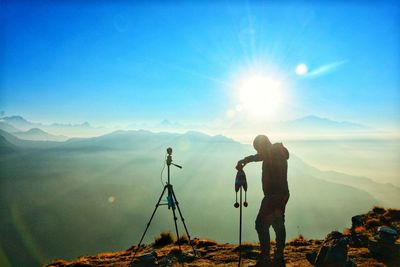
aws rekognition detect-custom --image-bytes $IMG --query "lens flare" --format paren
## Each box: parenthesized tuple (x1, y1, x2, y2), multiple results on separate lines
(295, 64, 308, 76)
(108, 196, 116, 203)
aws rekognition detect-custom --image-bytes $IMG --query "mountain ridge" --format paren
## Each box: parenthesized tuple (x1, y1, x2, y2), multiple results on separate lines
(0, 114, 388, 140)
(14, 128, 68, 142)
(1, 129, 398, 266)
(288, 115, 370, 127)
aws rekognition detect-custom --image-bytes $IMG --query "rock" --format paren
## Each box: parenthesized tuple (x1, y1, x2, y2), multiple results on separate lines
(368, 239, 400, 259)
(377, 226, 398, 244)
(195, 239, 218, 248)
(368, 226, 400, 260)
(349, 233, 369, 248)
(372, 207, 386, 215)
(138, 251, 158, 265)
(351, 215, 365, 229)
(307, 231, 355, 267)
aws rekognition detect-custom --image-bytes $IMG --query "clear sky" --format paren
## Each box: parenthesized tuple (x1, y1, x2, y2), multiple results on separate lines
(1, 0, 399, 130)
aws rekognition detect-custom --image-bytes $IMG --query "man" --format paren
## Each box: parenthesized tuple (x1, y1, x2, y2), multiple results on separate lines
(236, 135, 289, 267)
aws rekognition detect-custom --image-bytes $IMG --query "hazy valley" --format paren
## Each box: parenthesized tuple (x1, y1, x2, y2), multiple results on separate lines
(0, 125, 399, 266)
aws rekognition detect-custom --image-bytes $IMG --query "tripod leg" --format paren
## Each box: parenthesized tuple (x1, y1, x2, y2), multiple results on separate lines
(168, 185, 181, 251)
(134, 185, 168, 256)
(171, 188, 197, 255)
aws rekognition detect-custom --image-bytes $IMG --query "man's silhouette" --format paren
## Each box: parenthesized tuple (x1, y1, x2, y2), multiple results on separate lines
(236, 135, 289, 267)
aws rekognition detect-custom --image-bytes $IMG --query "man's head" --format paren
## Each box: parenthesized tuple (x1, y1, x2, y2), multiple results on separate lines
(253, 135, 271, 157)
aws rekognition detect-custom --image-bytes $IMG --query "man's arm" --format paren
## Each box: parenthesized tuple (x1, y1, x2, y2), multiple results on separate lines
(236, 154, 262, 170)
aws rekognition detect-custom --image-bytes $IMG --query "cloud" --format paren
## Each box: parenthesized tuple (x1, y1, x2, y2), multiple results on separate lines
(306, 60, 348, 78)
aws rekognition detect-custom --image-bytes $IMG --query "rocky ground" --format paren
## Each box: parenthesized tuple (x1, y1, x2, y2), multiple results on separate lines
(45, 207, 400, 267)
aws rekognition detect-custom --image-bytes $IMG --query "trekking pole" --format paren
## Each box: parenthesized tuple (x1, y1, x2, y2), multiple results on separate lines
(238, 186, 243, 266)
(234, 169, 248, 267)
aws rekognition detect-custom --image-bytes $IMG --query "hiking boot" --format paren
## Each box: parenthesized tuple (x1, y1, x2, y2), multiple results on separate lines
(250, 256, 272, 267)
(306, 252, 317, 265)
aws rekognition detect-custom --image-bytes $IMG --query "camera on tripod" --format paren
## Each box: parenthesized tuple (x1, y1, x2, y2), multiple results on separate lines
(135, 147, 195, 256)
(166, 147, 182, 170)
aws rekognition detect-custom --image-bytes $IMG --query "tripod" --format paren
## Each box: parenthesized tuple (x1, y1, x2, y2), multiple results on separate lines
(135, 147, 196, 256)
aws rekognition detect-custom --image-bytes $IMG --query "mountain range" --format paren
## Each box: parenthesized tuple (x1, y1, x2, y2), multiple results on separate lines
(13, 128, 68, 142)
(0, 129, 399, 266)
(0, 114, 387, 142)
(0, 115, 106, 138)
(279, 115, 372, 132)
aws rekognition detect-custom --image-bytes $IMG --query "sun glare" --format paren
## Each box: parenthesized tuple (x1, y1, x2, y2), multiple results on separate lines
(238, 75, 281, 118)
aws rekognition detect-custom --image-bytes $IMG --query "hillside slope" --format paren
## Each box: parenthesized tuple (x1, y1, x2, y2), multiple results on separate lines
(1, 130, 398, 266)
(45, 207, 400, 267)
(13, 128, 68, 141)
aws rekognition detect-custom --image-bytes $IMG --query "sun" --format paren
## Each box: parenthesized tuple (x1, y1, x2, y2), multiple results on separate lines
(238, 74, 281, 118)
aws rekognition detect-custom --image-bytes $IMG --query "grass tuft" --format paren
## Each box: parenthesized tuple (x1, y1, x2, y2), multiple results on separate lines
(288, 235, 310, 246)
(176, 235, 189, 244)
(154, 231, 175, 247)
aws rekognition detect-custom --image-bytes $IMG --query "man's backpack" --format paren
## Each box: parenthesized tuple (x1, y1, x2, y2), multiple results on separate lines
(307, 231, 355, 267)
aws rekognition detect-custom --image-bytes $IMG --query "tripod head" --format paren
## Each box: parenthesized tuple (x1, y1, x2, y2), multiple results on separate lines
(166, 147, 182, 169)
(165, 147, 182, 186)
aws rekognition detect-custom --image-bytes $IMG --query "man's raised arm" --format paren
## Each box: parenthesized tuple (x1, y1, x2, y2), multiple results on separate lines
(236, 154, 262, 170)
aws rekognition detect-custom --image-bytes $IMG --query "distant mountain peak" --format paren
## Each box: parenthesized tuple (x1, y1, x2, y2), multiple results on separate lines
(298, 115, 330, 121)
(285, 115, 371, 130)
(157, 119, 183, 128)
(13, 127, 67, 141)
(51, 121, 91, 127)
(24, 128, 48, 134)
(184, 130, 209, 137)
(295, 115, 350, 124)
(1, 115, 30, 123)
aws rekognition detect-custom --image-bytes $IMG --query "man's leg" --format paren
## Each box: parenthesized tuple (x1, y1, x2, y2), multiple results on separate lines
(271, 214, 286, 259)
(254, 196, 273, 265)
(256, 213, 271, 257)
(271, 195, 289, 266)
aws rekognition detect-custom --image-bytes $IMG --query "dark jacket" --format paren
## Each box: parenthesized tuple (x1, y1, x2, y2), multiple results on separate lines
(244, 143, 289, 196)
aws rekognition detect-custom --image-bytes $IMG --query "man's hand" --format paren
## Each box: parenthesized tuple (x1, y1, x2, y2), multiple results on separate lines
(236, 160, 246, 171)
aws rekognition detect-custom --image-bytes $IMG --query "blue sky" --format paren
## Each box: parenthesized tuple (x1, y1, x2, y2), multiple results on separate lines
(1, 1, 399, 129)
